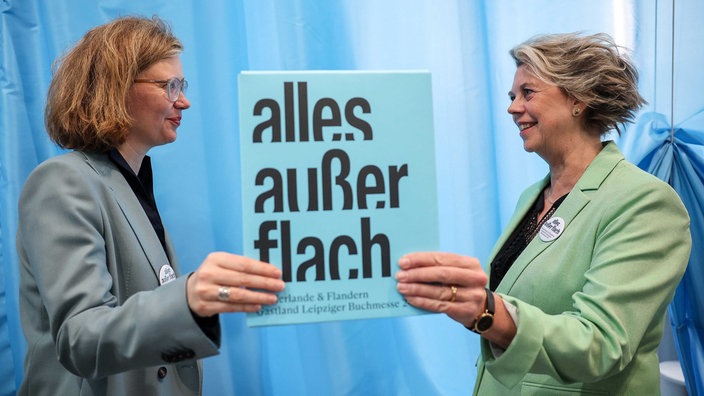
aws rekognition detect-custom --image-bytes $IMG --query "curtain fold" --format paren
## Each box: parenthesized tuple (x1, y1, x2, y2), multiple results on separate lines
(636, 113, 704, 396)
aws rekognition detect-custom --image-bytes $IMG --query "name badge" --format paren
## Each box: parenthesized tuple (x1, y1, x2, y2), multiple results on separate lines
(539, 216, 565, 242)
(159, 265, 177, 285)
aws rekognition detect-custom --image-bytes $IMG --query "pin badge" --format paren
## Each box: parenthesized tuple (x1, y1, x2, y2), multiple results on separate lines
(159, 265, 177, 285)
(539, 216, 565, 242)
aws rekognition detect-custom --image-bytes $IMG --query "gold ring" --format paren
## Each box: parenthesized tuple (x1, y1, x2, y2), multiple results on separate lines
(449, 285, 458, 302)
(217, 286, 231, 302)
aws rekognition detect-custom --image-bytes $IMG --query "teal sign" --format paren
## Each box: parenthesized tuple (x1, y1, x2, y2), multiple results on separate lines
(239, 71, 438, 326)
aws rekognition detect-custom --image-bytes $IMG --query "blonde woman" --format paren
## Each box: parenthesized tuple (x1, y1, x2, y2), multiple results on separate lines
(396, 33, 691, 395)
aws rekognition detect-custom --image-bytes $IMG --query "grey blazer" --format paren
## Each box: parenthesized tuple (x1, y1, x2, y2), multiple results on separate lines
(17, 151, 220, 396)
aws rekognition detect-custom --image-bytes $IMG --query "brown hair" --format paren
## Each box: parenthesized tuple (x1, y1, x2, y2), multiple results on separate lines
(45, 16, 183, 152)
(510, 32, 646, 135)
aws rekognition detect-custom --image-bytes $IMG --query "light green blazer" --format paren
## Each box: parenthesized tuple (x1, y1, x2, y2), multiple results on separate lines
(17, 151, 220, 396)
(474, 142, 691, 395)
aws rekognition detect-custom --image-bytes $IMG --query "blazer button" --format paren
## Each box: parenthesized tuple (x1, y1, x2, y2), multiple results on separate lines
(157, 366, 168, 380)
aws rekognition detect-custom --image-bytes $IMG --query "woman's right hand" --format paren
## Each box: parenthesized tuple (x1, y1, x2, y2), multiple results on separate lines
(395, 252, 489, 327)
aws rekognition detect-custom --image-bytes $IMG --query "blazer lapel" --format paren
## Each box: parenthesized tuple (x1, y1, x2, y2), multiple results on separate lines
(79, 152, 172, 281)
(486, 175, 548, 266)
(494, 142, 625, 294)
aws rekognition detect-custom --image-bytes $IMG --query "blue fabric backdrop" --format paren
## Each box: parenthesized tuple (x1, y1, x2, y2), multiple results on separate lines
(1, 1, 701, 395)
(632, 111, 704, 396)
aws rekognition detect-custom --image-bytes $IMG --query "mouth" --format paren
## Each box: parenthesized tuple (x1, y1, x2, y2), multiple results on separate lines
(518, 122, 536, 131)
(518, 122, 536, 136)
(167, 117, 182, 126)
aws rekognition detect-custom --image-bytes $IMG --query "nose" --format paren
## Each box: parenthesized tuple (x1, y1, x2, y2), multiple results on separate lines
(507, 97, 522, 116)
(174, 91, 190, 110)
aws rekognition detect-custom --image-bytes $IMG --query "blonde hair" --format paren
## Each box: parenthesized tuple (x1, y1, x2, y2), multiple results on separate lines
(510, 32, 646, 135)
(45, 16, 183, 152)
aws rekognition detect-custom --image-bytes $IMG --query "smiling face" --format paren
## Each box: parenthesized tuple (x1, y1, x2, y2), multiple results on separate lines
(125, 56, 190, 156)
(507, 64, 580, 159)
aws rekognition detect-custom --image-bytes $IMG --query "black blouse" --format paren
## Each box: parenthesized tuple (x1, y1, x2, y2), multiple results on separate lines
(489, 189, 567, 291)
(108, 149, 168, 255)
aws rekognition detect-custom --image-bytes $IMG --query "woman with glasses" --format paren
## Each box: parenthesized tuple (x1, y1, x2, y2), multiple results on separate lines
(16, 16, 285, 396)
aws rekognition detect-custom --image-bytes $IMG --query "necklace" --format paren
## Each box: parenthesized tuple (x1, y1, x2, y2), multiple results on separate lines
(544, 186, 568, 206)
(544, 188, 557, 205)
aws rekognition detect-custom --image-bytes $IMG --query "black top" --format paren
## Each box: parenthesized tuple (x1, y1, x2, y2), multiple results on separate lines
(109, 149, 168, 255)
(489, 189, 567, 291)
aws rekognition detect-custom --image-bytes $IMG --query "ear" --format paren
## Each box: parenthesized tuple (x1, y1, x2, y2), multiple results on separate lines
(571, 99, 585, 117)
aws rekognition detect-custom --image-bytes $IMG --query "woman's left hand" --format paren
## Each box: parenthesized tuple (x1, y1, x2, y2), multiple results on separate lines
(395, 252, 489, 328)
(186, 252, 285, 317)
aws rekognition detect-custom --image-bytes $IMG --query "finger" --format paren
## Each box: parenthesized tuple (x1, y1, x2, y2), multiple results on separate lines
(209, 252, 283, 278)
(218, 272, 286, 293)
(398, 252, 479, 270)
(397, 281, 456, 301)
(196, 253, 286, 291)
(404, 295, 446, 312)
(196, 302, 266, 317)
(215, 285, 279, 305)
(396, 265, 487, 288)
(221, 303, 265, 314)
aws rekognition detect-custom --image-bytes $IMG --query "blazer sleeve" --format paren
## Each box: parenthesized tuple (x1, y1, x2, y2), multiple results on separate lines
(17, 156, 220, 379)
(482, 173, 691, 388)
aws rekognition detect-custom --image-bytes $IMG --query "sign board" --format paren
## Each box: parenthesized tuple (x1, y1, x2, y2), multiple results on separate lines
(238, 71, 438, 326)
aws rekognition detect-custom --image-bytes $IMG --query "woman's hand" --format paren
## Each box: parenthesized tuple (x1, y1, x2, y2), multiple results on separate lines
(395, 252, 489, 328)
(186, 252, 285, 317)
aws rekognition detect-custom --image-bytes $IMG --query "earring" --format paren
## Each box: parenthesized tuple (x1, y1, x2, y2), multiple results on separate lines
(573, 107, 581, 116)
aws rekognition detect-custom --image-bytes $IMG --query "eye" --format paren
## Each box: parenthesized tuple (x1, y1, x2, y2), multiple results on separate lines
(508, 93, 516, 102)
(167, 78, 180, 92)
(522, 88, 535, 98)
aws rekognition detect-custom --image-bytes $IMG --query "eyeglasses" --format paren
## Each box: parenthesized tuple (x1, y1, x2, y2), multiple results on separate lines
(133, 77, 188, 102)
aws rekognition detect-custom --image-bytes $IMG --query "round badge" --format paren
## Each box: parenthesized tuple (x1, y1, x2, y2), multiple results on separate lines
(159, 265, 177, 285)
(539, 216, 565, 242)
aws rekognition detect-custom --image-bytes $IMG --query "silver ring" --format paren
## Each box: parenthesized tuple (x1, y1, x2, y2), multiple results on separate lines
(217, 286, 231, 302)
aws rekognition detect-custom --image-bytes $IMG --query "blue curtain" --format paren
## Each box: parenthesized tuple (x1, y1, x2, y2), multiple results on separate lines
(1, 1, 701, 395)
(620, 1, 704, 393)
(636, 116, 704, 396)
